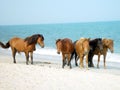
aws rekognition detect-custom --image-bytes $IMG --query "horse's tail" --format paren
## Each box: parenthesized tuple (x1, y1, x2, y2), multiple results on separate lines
(70, 50, 76, 60)
(0, 41, 10, 49)
(70, 40, 78, 60)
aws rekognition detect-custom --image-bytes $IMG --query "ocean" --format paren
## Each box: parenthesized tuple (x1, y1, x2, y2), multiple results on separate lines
(0, 21, 120, 64)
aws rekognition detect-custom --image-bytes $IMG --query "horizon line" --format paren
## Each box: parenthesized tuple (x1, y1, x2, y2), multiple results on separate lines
(0, 20, 120, 26)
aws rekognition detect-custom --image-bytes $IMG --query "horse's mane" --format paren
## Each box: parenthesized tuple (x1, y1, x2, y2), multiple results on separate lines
(56, 39, 61, 44)
(102, 38, 113, 46)
(79, 38, 89, 44)
(90, 38, 102, 46)
(24, 34, 44, 45)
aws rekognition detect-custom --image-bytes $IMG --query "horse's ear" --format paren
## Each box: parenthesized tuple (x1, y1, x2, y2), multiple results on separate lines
(103, 38, 109, 46)
(56, 39, 61, 42)
(56, 39, 61, 44)
(88, 38, 90, 41)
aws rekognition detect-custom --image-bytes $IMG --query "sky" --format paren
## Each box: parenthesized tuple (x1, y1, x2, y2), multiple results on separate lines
(0, 0, 120, 25)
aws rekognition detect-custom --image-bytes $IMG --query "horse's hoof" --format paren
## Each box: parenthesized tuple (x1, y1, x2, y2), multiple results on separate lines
(91, 64, 94, 67)
(97, 66, 99, 69)
(88, 64, 93, 67)
(80, 66, 84, 69)
(104, 67, 106, 69)
(75, 64, 78, 66)
(70, 66, 72, 69)
(86, 68, 89, 70)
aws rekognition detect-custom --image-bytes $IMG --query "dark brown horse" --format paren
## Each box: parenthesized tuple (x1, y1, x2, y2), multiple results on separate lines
(0, 34, 44, 64)
(90, 38, 114, 68)
(56, 38, 74, 68)
(88, 38, 103, 67)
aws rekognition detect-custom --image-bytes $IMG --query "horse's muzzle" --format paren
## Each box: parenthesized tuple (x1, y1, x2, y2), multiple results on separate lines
(57, 52, 60, 54)
(41, 45, 44, 48)
(41, 46, 44, 48)
(111, 50, 114, 53)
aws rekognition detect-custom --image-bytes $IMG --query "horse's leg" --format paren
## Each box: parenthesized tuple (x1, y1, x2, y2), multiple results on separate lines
(30, 52, 33, 64)
(62, 53, 65, 68)
(86, 54, 89, 69)
(97, 54, 101, 68)
(25, 52, 29, 65)
(81, 55, 84, 68)
(88, 53, 91, 67)
(88, 54, 94, 67)
(67, 54, 72, 69)
(11, 48, 17, 63)
(91, 54, 94, 67)
(80, 54, 83, 68)
(75, 52, 78, 66)
(103, 53, 107, 69)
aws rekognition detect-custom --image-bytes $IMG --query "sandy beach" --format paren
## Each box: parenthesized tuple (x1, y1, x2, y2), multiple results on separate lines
(0, 51, 120, 90)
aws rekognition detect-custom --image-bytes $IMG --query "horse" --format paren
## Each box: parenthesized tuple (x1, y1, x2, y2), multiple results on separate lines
(0, 34, 44, 64)
(56, 38, 74, 68)
(75, 38, 90, 69)
(91, 38, 114, 68)
(88, 38, 103, 67)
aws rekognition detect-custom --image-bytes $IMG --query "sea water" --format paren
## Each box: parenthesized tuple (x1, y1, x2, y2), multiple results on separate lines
(0, 21, 120, 64)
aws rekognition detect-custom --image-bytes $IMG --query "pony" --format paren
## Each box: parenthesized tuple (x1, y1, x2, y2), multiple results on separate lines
(0, 34, 44, 64)
(75, 38, 90, 69)
(56, 38, 74, 68)
(90, 38, 114, 68)
(88, 38, 103, 67)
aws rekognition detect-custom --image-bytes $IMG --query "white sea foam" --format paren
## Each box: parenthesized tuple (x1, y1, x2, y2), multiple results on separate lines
(0, 47, 120, 65)
(34, 47, 59, 56)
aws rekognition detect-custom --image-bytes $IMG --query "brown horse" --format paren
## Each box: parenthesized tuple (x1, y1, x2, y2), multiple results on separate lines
(56, 38, 74, 68)
(0, 34, 44, 64)
(91, 38, 114, 68)
(75, 38, 90, 69)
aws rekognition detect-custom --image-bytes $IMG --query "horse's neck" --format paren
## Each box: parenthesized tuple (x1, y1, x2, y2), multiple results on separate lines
(103, 45, 108, 52)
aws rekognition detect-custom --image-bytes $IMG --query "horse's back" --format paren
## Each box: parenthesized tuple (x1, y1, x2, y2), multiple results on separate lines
(10, 37, 24, 45)
(9, 37, 26, 51)
(75, 38, 90, 55)
(75, 38, 85, 51)
(61, 38, 74, 53)
(75, 38, 84, 55)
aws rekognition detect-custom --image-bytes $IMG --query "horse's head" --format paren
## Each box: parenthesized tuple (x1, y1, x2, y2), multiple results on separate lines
(103, 39, 114, 53)
(37, 34, 44, 48)
(56, 39, 62, 54)
(97, 38, 103, 52)
(24, 34, 44, 48)
(81, 38, 90, 55)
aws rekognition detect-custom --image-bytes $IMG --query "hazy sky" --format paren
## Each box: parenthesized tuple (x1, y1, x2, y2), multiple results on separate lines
(0, 0, 120, 25)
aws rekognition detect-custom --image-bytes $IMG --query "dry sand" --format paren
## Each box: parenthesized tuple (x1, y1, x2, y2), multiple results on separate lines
(0, 52, 120, 90)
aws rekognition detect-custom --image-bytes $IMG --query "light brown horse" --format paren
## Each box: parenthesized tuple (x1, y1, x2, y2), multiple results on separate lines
(56, 38, 74, 68)
(0, 34, 44, 64)
(93, 38, 114, 68)
(75, 38, 90, 69)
